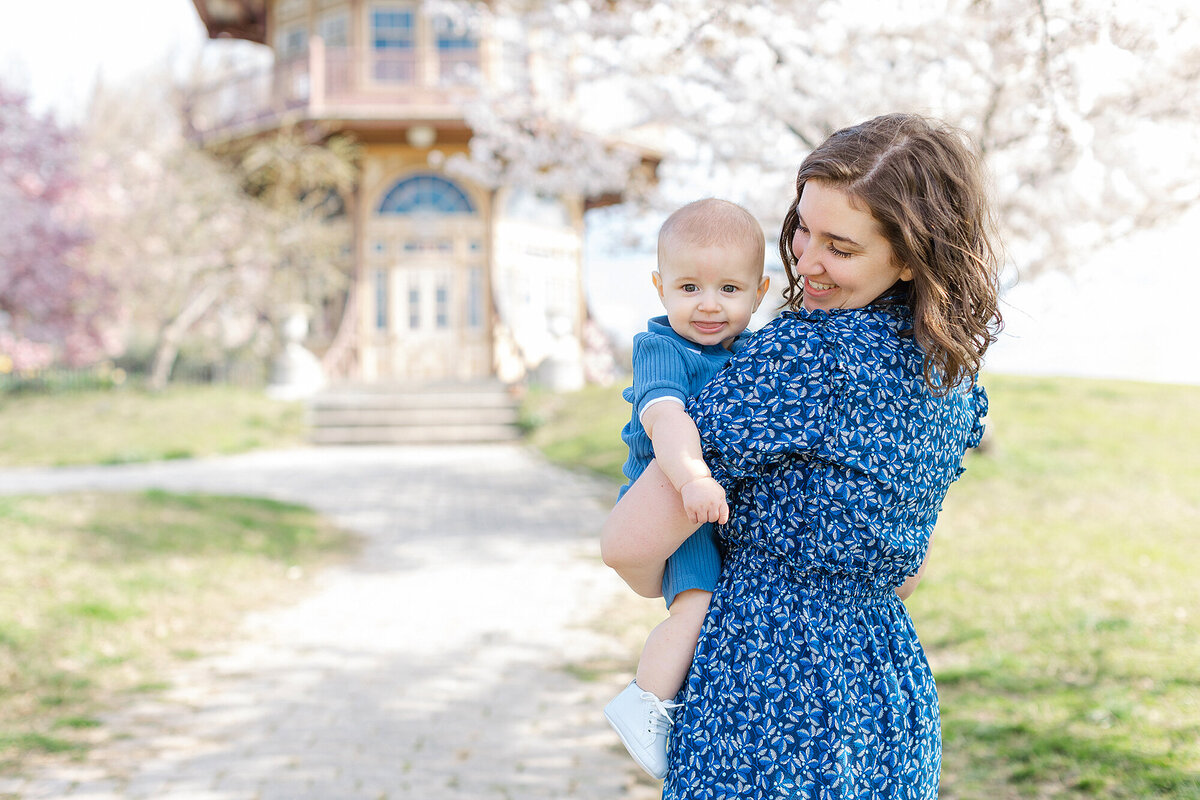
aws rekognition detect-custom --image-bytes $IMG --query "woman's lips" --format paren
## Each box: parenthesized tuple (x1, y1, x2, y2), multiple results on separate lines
(805, 277, 838, 295)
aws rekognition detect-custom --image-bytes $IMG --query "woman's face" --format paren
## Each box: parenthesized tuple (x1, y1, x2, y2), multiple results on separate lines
(790, 180, 913, 311)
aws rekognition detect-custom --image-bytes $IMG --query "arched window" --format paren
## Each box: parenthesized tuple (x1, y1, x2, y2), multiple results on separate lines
(377, 174, 476, 215)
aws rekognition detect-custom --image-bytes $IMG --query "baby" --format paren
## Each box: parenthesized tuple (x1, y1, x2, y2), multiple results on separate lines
(604, 198, 769, 779)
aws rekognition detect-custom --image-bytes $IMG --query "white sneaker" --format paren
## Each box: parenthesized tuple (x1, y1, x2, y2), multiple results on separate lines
(603, 681, 681, 780)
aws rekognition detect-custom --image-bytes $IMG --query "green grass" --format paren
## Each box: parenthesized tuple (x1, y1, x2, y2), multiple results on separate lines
(0, 490, 358, 773)
(521, 384, 633, 482)
(0, 385, 306, 468)
(522, 373, 1200, 798)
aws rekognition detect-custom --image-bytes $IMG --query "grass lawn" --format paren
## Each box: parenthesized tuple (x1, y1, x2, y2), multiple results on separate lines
(0, 385, 351, 775)
(0, 490, 358, 773)
(522, 373, 1200, 798)
(0, 385, 306, 468)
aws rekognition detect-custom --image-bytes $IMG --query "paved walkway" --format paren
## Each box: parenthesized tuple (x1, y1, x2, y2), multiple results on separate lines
(0, 446, 660, 800)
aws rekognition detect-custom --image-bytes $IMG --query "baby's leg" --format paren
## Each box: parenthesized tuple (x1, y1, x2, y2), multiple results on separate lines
(634, 588, 712, 700)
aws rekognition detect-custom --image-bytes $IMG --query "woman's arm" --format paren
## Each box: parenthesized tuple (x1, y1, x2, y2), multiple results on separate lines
(895, 534, 933, 600)
(600, 459, 703, 598)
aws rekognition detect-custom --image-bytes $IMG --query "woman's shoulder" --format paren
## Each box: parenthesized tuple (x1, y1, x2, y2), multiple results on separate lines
(738, 304, 913, 362)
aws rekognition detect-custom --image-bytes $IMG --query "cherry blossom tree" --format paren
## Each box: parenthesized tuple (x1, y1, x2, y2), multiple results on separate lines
(441, 0, 1200, 277)
(80, 80, 356, 389)
(79, 80, 277, 389)
(0, 82, 118, 373)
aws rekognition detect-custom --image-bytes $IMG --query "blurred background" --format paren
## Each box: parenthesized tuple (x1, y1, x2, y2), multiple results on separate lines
(3, 0, 1198, 392)
(1, 2, 1198, 798)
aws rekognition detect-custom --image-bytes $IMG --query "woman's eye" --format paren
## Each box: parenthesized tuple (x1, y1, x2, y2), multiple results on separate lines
(828, 244, 853, 259)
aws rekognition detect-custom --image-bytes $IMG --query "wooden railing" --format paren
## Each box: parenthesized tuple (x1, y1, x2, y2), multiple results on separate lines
(184, 38, 484, 140)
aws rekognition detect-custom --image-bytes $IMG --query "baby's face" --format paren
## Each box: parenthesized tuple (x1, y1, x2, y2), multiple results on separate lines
(653, 243, 770, 348)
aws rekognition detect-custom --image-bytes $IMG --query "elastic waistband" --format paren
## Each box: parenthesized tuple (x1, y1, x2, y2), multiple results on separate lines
(727, 545, 897, 606)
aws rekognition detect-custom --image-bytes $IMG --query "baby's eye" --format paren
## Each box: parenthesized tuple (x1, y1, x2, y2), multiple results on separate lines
(827, 243, 853, 259)
(721, 285, 739, 294)
(682, 283, 699, 292)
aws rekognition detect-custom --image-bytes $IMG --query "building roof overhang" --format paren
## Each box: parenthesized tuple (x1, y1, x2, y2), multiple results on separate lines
(191, 0, 268, 44)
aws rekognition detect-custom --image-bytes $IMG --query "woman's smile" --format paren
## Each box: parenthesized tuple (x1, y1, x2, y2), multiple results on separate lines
(804, 277, 838, 292)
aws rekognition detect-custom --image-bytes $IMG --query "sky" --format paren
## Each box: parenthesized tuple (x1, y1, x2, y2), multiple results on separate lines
(3, 1, 1197, 386)
(0, 0, 209, 121)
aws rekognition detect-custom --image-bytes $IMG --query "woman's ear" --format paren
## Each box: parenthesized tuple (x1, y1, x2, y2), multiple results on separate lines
(898, 265, 914, 282)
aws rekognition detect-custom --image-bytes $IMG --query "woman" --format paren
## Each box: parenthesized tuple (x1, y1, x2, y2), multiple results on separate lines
(601, 113, 1003, 799)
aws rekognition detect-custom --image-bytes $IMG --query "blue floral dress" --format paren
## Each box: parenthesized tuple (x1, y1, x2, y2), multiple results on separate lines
(669, 305, 987, 799)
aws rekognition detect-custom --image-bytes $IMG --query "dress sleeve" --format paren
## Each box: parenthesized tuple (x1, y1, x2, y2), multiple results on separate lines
(688, 319, 834, 484)
(629, 333, 691, 418)
(966, 382, 989, 449)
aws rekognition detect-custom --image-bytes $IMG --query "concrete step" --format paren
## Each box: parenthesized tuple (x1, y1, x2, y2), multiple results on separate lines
(310, 424, 523, 445)
(307, 380, 523, 445)
(311, 407, 519, 427)
(313, 392, 516, 409)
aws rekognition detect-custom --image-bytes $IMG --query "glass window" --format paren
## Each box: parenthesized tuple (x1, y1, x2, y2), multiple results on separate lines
(435, 276, 450, 329)
(373, 9, 415, 48)
(276, 25, 309, 59)
(318, 12, 349, 47)
(377, 174, 476, 215)
(402, 238, 454, 253)
(433, 14, 480, 85)
(407, 278, 421, 330)
(374, 269, 388, 330)
(467, 267, 484, 329)
(433, 14, 476, 50)
(372, 7, 416, 81)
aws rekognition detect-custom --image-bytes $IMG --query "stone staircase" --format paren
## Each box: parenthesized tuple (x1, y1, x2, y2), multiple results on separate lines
(307, 380, 523, 445)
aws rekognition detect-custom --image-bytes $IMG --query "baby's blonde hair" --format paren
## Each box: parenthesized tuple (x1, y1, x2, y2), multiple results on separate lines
(658, 198, 766, 272)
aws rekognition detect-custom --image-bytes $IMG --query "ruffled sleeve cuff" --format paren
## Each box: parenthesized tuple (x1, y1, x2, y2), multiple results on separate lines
(688, 314, 834, 484)
(966, 382, 989, 449)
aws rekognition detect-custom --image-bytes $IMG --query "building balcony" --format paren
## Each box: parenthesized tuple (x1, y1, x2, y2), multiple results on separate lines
(184, 39, 485, 143)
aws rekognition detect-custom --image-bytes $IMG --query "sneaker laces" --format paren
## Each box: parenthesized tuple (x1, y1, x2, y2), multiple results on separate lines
(641, 691, 682, 737)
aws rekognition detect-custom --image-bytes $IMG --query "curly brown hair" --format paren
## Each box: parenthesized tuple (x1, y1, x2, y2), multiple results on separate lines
(779, 114, 1004, 393)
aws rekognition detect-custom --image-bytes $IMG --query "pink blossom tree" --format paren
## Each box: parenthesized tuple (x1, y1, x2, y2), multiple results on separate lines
(0, 82, 118, 373)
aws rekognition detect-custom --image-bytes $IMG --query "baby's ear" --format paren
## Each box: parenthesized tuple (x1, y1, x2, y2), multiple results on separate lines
(652, 271, 665, 297)
(755, 274, 771, 307)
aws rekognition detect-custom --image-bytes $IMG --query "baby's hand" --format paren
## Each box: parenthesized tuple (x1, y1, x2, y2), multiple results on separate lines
(680, 476, 729, 525)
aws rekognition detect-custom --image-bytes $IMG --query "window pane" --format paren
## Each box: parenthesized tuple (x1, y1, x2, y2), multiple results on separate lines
(408, 278, 421, 330)
(467, 267, 484, 329)
(377, 174, 475, 215)
(434, 14, 480, 85)
(318, 13, 349, 47)
(374, 269, 389, 330)
(435, 277, 450, 329)
(373, 8, 415, 81)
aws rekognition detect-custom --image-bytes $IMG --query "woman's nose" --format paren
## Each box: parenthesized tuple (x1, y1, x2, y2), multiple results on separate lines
(793, 242, 820, 274)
